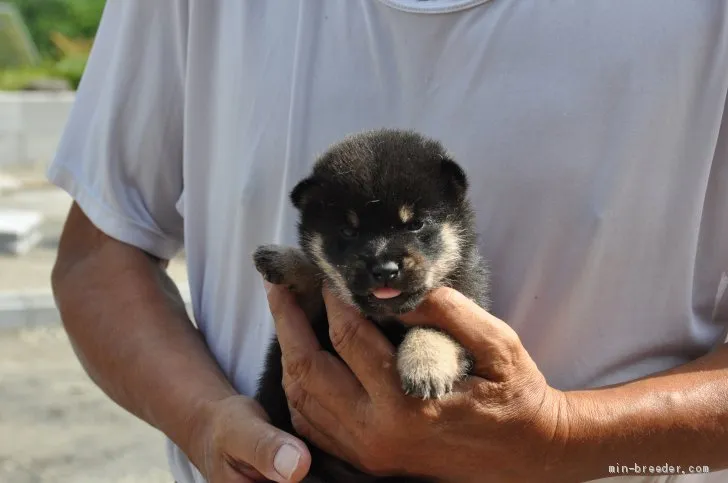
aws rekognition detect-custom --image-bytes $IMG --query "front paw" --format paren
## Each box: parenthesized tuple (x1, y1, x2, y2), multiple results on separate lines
(396, 328, 468, 400)
(253, 245, 289, 285)
(399, 364, 458, 400)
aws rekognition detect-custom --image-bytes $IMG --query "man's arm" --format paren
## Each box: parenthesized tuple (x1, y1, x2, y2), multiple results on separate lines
(559, 344, 728, 480)
(51, 203, 311, 483)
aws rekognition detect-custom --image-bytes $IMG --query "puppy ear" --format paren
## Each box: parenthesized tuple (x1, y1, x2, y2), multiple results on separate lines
(440, 157, 468, 201)
(290, 177, 323, 210)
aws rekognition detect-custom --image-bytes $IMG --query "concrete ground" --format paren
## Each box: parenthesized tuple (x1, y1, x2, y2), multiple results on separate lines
(0, 168, 187, 482)
(0, 179, 188, 293)
(0, 326, 172, 483)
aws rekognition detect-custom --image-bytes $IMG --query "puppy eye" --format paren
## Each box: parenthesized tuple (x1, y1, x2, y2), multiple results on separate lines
(405, 220, 424, 232)
(340, 226, 358, 239)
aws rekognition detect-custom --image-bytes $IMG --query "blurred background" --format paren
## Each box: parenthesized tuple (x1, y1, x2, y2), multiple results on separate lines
(1, 2, 187, 481)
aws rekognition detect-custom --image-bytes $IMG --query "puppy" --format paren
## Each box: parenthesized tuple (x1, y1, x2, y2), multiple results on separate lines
(253, 129, 490, 483)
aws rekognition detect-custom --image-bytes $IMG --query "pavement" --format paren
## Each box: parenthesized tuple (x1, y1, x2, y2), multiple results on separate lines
(0, 167, 188, 482)
(0, 166, 190, 328)
(0, 325, 172, 483)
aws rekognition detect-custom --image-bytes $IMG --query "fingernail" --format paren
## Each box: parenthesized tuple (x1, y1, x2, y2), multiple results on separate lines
(273, 444, 300, 480)
(263, 280, 273, 294)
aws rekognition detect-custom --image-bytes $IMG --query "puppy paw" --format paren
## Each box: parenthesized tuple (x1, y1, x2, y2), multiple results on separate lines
(253, 245, 291, 285)
(397, 327, 468, 400)
(253, 244, 322, 296)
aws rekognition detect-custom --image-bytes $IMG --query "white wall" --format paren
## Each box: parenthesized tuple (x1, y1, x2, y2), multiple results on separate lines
(0, 92, 75, 168)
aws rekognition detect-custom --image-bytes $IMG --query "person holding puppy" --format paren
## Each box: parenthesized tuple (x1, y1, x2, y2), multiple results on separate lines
(49, 1, 728, 482)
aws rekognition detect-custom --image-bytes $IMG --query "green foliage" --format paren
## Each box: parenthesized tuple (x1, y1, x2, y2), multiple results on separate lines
(0, 16, 26, 66)
(0, 63, 53, 90)
(0, 0, 103, 90)
(53, 53, 86, 88)
(0, 56, 87, 91)
(5, 0, 105, 59)
(0, 4, 40, 67)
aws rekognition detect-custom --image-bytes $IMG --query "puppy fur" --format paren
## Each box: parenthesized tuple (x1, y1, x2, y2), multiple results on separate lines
(253, 129, 490, 483)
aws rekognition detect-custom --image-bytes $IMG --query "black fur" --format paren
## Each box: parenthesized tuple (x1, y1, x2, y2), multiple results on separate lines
(253, 129, 490, 482)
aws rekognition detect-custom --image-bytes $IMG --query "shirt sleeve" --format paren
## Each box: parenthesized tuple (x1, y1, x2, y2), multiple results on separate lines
(47, 0, 188, 260)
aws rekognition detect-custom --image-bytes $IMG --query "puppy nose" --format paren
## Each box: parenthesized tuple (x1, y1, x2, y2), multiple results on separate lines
(371, 261, 400, 281)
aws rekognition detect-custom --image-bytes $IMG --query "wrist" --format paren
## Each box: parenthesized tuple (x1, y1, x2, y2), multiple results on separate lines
(544, 388, 630, 483)
(535, 387, 581, 483)
(181, 388, 240, 471)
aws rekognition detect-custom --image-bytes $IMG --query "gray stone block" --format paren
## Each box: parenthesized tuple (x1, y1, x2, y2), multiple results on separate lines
(0, 209, 43, 255)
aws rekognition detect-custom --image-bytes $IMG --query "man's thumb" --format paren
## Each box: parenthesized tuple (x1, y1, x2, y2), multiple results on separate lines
(232, 418, 312, 482)
(398, 287, 523, 381)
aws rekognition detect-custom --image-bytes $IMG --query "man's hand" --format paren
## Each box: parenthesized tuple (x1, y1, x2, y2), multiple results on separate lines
(265, 283, 568, 482)
(266, 279, 728, 482)
(187, 395, 311, 483)
(53, 204, 312, 483)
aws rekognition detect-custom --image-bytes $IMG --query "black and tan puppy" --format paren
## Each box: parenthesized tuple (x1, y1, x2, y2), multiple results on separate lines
(253, 129, 490, 483)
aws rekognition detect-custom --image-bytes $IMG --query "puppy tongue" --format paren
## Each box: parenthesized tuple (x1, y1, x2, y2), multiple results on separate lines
(372, 287, 402, 299)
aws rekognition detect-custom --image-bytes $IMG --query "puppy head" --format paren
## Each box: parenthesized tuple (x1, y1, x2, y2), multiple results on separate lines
(292, 129, 475, 317)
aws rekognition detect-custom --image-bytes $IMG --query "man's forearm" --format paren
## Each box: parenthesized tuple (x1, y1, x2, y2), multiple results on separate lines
(51, 204, 237, 462)
(555, 344, 728, 481)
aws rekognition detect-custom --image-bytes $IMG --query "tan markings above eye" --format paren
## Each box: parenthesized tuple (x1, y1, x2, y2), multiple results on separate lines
(399, 205, 414, 223)
(403, 256, 416, 269)
(346, 210, 359, 228)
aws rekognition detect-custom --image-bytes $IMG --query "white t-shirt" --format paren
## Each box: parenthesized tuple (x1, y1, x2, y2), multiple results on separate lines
(48, 1, 728, 482)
